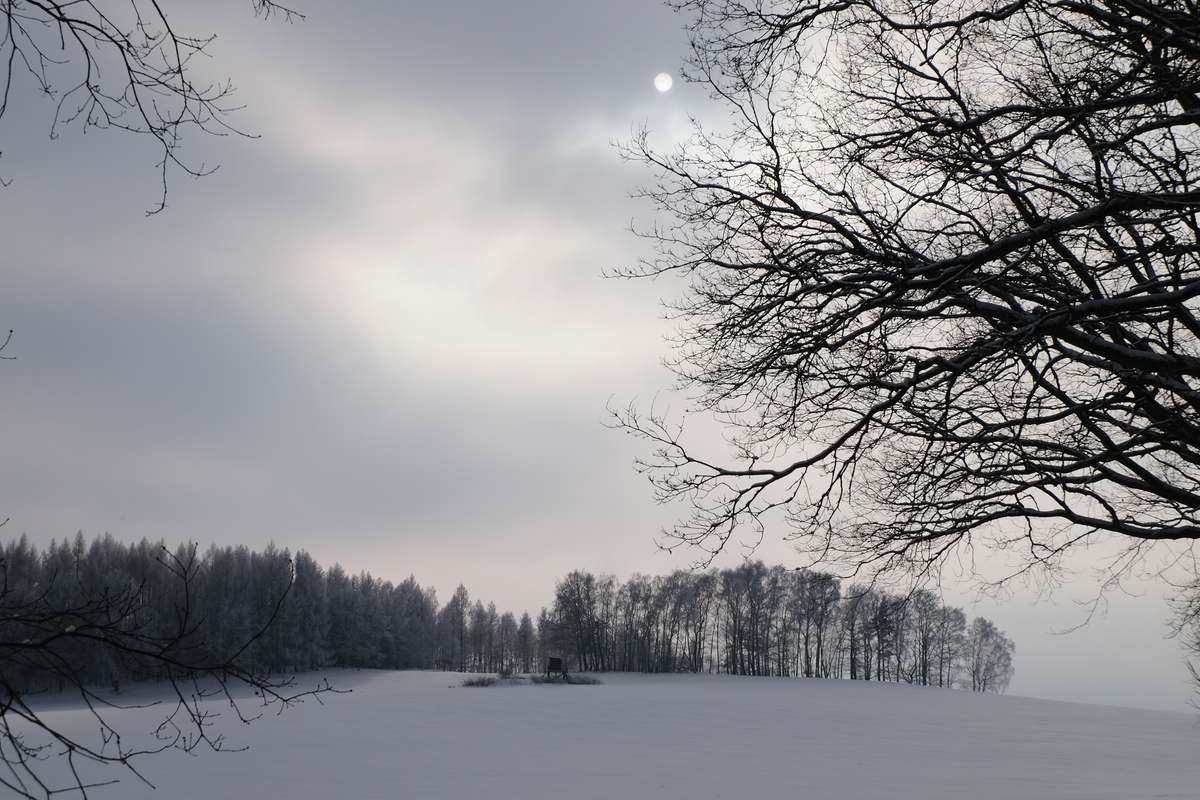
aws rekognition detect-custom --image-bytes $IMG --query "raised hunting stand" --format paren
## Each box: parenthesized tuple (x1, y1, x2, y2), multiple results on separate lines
(545, 657, 567, 680)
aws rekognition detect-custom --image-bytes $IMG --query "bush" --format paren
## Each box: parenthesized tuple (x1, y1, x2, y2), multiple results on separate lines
(529, 674, 602, 686)
(460, 676, 497, 688)
(565, 675, 602, 685)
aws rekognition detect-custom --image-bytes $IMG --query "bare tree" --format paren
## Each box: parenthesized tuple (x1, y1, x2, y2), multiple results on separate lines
(1, 0, 302, 212)
(0, 541, 333, 800)
(539, 562, 1006, 686)
(1172, 574, 1200, 699)
(967, 616, 1016, 692)
(617, 0, 1200, 588)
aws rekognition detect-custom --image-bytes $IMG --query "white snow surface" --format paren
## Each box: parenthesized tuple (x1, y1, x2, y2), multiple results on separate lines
(28, 671, 1200, 799)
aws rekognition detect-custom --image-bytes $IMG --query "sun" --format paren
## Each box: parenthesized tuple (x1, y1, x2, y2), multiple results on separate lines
(654, 72, 673, 93)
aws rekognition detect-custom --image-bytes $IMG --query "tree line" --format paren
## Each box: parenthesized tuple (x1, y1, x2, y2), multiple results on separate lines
(0, 533, 525, 690)
(0, 532, 336, 799)
(0, 534, 1013, 694)
(543, 564, 1014, 692)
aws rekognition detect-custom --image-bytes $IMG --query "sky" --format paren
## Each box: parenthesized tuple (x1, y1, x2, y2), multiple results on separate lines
(0, 0, 1194, 712)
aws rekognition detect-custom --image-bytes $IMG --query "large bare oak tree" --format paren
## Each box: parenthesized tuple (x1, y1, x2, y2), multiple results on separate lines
(618, 0, 1200, 590)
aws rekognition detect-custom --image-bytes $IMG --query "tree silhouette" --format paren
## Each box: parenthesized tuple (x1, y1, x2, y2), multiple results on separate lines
(1, 0, 302, 211)
(617, 0, 1200, 589)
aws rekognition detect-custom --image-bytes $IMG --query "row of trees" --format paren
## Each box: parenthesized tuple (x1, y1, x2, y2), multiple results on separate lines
(0, 533, 510, 689)
(0, 532, 336, 799)
(543, 563, 1015, 692)
(0, 535, 1014, 695)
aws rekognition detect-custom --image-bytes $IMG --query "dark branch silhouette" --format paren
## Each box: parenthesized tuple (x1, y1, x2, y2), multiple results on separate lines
(0, 1, 302, 212)
(616, 0, 1200, 591)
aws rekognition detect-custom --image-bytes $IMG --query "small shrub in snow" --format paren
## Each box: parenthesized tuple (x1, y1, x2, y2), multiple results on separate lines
(565, 675, 602, 685)
(460, 676, 497, 688)
(529, 674, 602, 686)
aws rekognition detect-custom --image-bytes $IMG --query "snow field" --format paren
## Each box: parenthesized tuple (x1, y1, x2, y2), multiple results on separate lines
(28, 670, 1200, 799)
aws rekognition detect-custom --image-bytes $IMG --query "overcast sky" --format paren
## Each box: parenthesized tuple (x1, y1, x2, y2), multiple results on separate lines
(0, 1, 1193, 712)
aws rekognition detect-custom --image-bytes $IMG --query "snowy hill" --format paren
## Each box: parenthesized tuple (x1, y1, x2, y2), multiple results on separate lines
(32, 671, 1200, 799)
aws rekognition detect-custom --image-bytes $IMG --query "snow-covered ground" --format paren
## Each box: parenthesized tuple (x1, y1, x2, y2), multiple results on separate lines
(29, 671, 1200, 799)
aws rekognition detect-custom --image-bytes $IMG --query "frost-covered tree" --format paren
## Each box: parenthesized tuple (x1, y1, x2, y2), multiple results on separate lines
(516, 612, 536, 673)
(497, 612, 518, 674)
(0, 535, 332, 799)
(968, 618, 1017, 693)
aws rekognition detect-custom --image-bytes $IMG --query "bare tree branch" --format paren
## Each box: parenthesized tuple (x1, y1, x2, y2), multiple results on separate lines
(0, 1, 302, 212)
(618, 0, 1200, 593)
